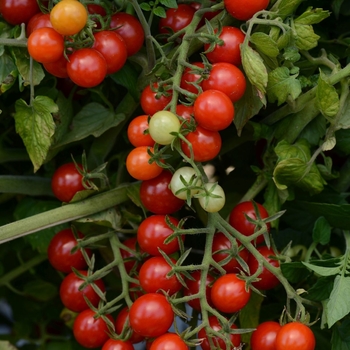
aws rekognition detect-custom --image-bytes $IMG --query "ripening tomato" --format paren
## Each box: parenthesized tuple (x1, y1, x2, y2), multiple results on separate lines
(127, 115, 155, 147)
(204, 26, 245, 66)
(50, 0, 88, 36)
(149, 111, 181, 145)
(140, 83, 172, 116)
(67, 48, 107, 88)
(202, 62, 246, 102)
(102, 339, 134, 350)
(0, 0, 40, 25)
(251, 321, 281, 350)
(26, 13, 53, 37)
(198, 183, 226, 213)
(150, 333, 189, 350)
(126, 146, 163, 181)
(211, 273, 251, 313)
(43, 54, 69, 78)
(115, 307, 145, 344)
(275, 322, 316, 350)
(224, 0, 270, 21)
(180, 62, 204, 94)
(27, 27, 64, 64)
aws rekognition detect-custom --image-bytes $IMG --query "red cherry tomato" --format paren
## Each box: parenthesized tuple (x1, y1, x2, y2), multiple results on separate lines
(127, 115, 155, 147)
(150, 333, 189, 350)
(210, 273, 251, 313)
(115, 307, 145, 344)
(102, 339, 134, 350)
(180, 62, 205, 94)
(26, 13, 53, 37)
(275, 322, 316, 350)
(140, 83, 172, 116)
(176, 104, 194, 124)
(224, 0, 270, 21)
(139, 171, 185, 214)
(251, 321, 282, 350)
(0, 0, 40, 25)
(87, 4, 106, 30)
(51, 162, 85, 203)
(129, 293, 174, 338)
(43, 54, 69, 78)
(47, 228, 92, 273)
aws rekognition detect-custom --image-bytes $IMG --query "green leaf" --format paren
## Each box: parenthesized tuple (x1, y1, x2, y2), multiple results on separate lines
(306, 276, 334, 301)
(267, 67, 302, 106)
(23, 280, 58, 301)
(140, 3, 151, 11)
(294, 23, 320, 50)
(153, 6, 167, 18)
(76, 207, 121, 229)
(316, 73, 340, 120)
(241, 45, 268, 98)
(332, 0, 345, 19)
(295, 7, 331, 25)
(335, 129, 350, 154)
(302, 262, 341, 276)
(53, 102, 125, 148)
(250, 32, 279, 58)
(0, 52, 16, 83)
(335, 93, 350, 130)
(327, 275, 350, 327)
(159, 0, 178, 8)
(281, 261, 310, 283)
(271, 0, 304, 19)
(313, 216, 331, 245)
(14, 96, 57, 172)
(0, 341, 18, 350)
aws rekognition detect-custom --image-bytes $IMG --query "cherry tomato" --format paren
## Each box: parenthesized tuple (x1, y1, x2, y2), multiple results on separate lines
(198, 183, 226, 213)
(127, 115, 155, 147)
(115, 307, 145, 344)
(159, 4, 196, 37)
(198, 315, 241, 350)
(92, 30, 127, 75)
(194, 90, 234, 131)
(180, 62, 204, 94)
(181, 125, 222, 162)
(139, 256, 182, 295)
(0, 0, 40, 25)
(202, 62, 246, 102)
(169, 166, 202, 200)
(275, 322, 316, 350)
(51, 162, 85, 203)
(47, 228, 92, 273)
(120, 237, 144, 273)
(248, 245, 280, 290)
(67, 48, 107, 88)
(191, 2, 220, 23)
(102, 339, 134, 350)
(137, 215, 181, 256)
(224, 0, 270, 21)
(184, 270, 215, 311)
(73, 309, 113, 348)
(140, 83, 172, 116)
(150, 333, 188, 350)
(50, 0, 88, 36)
(110, 12, 145, 56)
(87, 4, 106, 30)
(43, 54, 69, 78)
(229, 201, 270, 245)
(26, 13, 52, 37)
(149, 110, 181, 145)
(212, 231, 249, 273)
(129, 293, 174, 338)
(210, 273, 251, 313)
(251, 321, 281, 350)
(140, 171, 185, 214)
(204, 26, 245, 66)
(126, 146, 163, 181)
(176, 104, 194, 124)
(27, 27, 64, 64)
(59, 270, 105, 312)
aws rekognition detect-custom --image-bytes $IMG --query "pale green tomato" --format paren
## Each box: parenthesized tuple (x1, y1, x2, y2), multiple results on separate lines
(198, 183, 225, 213)
(169, 166, 202, 200)
(149, 111, 181, 145)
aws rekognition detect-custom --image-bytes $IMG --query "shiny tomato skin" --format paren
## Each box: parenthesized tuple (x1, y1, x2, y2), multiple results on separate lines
(129, 293, 174, 338)
(211, 273, 251, 313)
(127, 115, 155, 147)
(115, 307, 145, 344)
(204, 26, 245, 66)
(180, 62, 205, 94)
(102, 339, 134, 350)
(229, 201, 270, 245)
(176, 104, 194, 124)
(73, 309, 113, 348)
(202, 62, 246, 102)
(110, 12, 145, 56)
(140, 171, 185, 214)
(224, 0, 270, 21)
(59, 270, 105, 312)
(140, 83, 172, 116)
(67, 48, 107, 88)
(198, 315, 241, 350)
(0, 0, 40, 25)
(43, 54, 69, 78)
(150, 333, 189, 350)
(26, 13, 52, 37)
(92, 30, 127, 74)
(251, 321, 282, 350)
(27, 27, 64, 64)
(51, 162, 85, 203)
(181, 125, 222, 162)
(275, 322, 316, 350)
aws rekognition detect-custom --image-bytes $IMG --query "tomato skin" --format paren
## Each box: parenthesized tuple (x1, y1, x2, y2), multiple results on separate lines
(180, 62, 204, 94)
(129, 293, 174, 338)
(102, 339, 134, 350)
(92, 31, 127, 75)
(43, 54, 69, 78)
(140, 171, 185, 215)
(115, 307, 145, 344)
(73, 310, 113, 348)
(211, 273, 251, 313)
(0, 0, 40, 25)
(67, 48, 107, 88)
(137, 215, 181, 256)
(181, 125, 222, 162)
(140, 83, 172, 116)
(229, 201, 270, 245)
(150, 333, 189, 350)
(127, 115, 155, 147)
(224, 0, 270, 21)
(28, 27, 64, 64)
(59, 270, 105, 313)
(47, 228, 92, 273)
(176, 104, 194, 124)
(275, 322, 316, 350)
(204, 26, 245, 66)
(198, 315, 241, 350)
(110, 12, 145, 56)
(27, 13, 53, 37)
(149, 110, 181, 145)
(202, 62, 246, 103)
(251, 321, 281, 350)
(51, 162, 85, 203)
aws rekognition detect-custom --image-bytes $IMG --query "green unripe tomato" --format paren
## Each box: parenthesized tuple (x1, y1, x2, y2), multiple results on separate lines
(170, 166, 202, 200)
(149, 111, 181, 145)
(198, 183, 225, 213)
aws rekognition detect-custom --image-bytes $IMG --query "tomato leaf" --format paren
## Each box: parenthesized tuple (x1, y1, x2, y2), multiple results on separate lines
(335, 94, 350, 130)
(306, 276, 334, 301)
(332, 0, 345, 19)
(295, 23, 320, 50)
(23, 280, 58, 302)
(0, 52, 16, 83)
(159, 0, 178, 9)
(281, 262, 310, 283)
(312, 216, 331, 245)
(271, 0, 304, 19)
(250, 32, 279, 58)
(302, 262, 341, 277)
(14, 96, 57, 172)
(295, 7, 331, 25)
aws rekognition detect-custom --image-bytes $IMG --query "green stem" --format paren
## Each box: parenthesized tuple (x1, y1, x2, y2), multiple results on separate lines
(0, 175, 53, 196)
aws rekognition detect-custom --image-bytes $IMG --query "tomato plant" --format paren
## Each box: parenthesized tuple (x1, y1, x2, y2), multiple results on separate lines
(115, 307, 145, 344)
(127, 115, 155, 147)
(102, 339, 134, 350)
(0, 0, 40, 25)
(251, 321, 282, 350)
(224, 0, 270, 21)
(150, 333, 189, 350)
